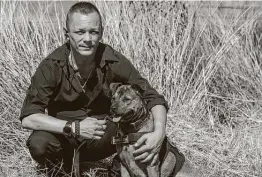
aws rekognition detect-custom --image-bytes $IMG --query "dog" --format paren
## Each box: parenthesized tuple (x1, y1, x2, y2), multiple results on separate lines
(109, 83, 185, 177)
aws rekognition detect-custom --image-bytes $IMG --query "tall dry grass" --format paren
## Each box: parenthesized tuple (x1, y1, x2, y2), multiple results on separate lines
(0, 1, 262, 177)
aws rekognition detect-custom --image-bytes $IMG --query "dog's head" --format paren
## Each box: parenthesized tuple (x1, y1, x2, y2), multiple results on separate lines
(109, 83, 146, 123)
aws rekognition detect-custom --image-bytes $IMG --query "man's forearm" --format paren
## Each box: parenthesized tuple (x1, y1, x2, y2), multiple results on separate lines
(151, 105, 167, 133)
(21, 113, 74, 134)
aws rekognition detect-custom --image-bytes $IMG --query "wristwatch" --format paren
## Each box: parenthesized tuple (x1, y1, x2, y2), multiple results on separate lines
(63, 121, 73, 138)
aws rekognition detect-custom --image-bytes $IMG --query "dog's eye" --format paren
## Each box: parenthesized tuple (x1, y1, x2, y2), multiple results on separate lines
(122, 96, 132, 102)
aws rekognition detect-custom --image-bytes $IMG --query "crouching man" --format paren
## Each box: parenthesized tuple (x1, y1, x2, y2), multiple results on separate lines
(20, 1, 169, 176)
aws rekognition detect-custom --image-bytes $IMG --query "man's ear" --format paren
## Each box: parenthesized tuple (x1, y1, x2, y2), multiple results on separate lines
(63, 27, 69, 40)
(99, 26, 104, 40)
(110, 83, 122, 96)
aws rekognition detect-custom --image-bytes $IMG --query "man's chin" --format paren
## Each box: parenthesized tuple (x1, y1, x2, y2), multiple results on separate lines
(78, 50, 95, 57)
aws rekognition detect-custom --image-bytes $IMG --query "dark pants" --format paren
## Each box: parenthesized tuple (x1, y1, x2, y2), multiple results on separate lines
(26, 120, 118, 172)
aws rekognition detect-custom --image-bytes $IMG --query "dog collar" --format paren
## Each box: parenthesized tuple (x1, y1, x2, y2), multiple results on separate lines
(111, 132, 148, 145)
(119, 111, 150, 133)
(106, 114, 151, 145)
(106, 112, 150, 133)
(129, 113, 150, 132)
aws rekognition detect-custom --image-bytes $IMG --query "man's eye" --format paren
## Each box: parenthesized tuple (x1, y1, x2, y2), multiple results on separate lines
(75, 31, 84, 35)
(90, 31, 99, 35)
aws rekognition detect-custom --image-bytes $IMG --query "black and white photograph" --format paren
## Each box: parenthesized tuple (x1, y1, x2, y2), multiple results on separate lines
(0, 1, 261, 177)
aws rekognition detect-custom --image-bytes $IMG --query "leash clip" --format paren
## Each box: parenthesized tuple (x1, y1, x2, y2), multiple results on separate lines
(111, 135, 129, 144)
(111, 123, 129, 144)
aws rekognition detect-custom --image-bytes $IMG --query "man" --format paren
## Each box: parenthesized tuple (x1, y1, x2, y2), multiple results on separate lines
(20, 2, 168, 176)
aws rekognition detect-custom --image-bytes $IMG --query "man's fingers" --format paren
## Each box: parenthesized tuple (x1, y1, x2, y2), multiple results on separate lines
(133, 145, 150, 156)
(93, 135, 102, 139)
(134, 136, 147, 148)
(150, 154, 159, 166)
(134, 152, 149, 161)
(95, 120, 106, 125)
(94, 130, 105, 136)
(100, 124, 107, 130)
(84, 117, 106, 124)
(93, 124, 106, 131)
(141, 153, 154, 163)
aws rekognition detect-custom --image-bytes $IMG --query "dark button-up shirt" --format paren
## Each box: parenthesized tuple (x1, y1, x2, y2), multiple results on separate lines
(20, 42, 168, 121)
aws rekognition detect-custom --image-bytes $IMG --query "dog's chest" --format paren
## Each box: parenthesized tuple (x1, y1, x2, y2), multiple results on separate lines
(117, 144, 147, 173)
(115, 114, 154, 169)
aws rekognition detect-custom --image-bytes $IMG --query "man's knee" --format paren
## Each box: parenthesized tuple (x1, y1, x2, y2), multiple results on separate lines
(26, 131, 62, 163)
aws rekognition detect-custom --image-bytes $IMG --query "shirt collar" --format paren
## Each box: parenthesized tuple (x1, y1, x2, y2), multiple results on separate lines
(68, 51, 78, 72)
(97, 43, 119, 68)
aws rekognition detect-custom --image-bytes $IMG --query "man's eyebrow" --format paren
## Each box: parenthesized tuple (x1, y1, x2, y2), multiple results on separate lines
(89, 28, 99, 31)
(73, 29, 85, 33)
(76, 27, 100, 31)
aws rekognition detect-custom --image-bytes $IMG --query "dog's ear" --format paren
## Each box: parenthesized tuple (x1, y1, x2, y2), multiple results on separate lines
(110, 83, 122, 96)
(131, 84, 145, 96)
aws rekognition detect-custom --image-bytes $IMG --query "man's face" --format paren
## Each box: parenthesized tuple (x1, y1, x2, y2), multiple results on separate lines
(67, 11, 102, 57)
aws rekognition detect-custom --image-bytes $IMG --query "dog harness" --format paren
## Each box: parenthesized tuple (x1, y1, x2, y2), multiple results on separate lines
(106, 115, 150, 145)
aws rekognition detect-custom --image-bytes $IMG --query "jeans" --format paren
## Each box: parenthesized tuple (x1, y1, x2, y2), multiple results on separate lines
(26, 120, 118, 170)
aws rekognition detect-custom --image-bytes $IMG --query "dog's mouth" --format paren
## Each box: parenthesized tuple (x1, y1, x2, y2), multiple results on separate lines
(110, 109, 134, 123)
(112, 116, 122, 123)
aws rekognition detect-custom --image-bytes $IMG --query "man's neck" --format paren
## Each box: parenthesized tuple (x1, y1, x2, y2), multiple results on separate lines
(71, 47, 97, 70)
(71, 48, 97, 79)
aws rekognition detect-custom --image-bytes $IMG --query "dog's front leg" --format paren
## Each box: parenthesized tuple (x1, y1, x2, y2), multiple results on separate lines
(146, 156, 160, 177)
(118, 145, 147, 177)
(117, 145, 132, 177)
(120, 163, 131, 177)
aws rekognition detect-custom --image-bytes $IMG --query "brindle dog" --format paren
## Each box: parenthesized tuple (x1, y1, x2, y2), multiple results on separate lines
(109, 83, 185, 177)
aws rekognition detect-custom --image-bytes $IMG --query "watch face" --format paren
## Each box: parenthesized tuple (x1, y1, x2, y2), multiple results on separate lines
(63, 121, 72, 136)
(64, 126, 72, 134)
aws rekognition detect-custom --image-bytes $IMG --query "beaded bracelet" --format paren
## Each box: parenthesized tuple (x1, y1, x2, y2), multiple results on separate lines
(75, 120, 80, 138)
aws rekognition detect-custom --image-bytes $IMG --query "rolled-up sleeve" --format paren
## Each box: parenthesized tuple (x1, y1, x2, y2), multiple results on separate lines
(19, 59, 57, 121)
(111, 52, 169, 111)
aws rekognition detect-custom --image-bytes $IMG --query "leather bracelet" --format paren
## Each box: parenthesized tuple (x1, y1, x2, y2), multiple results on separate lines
(75, 120, 80, 138)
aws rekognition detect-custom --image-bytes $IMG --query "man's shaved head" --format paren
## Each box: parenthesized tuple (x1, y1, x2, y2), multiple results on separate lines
(66, 2, 102, 31)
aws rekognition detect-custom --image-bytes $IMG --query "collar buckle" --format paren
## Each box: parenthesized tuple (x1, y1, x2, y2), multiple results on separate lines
(111, 135, 129, 145)
(111, 123, 130, 144)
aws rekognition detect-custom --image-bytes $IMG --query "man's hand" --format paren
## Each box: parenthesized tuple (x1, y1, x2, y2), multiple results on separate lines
(133, 105, 167, 166)
(79, 117, 107, 139)
(133, 129, 165, 166)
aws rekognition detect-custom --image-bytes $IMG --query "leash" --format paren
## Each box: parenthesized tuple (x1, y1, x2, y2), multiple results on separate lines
(72, 140, 87, 177)
(63, 132, 84, 177)
(70, 115, 114, 177)
(70, 114, 149, 177)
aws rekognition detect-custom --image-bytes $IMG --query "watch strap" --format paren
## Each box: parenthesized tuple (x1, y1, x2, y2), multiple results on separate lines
(64, 120, 73, 137)
(64, 121, 79, 148)
(75, 120, 80, 138)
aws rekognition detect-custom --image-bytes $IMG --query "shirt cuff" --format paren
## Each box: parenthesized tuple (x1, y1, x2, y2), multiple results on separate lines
(19, 105, 45, 121)
(146, 98, 169, 112)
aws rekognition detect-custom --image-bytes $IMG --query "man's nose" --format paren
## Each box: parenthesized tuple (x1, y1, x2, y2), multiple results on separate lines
(83, 32, 92, 42)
